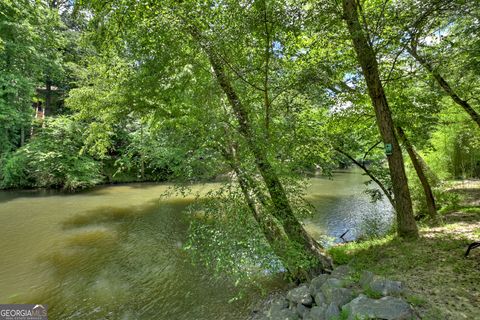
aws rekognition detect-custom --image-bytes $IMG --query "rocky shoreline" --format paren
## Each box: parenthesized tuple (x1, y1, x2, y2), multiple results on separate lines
(251, 265, 418, 320)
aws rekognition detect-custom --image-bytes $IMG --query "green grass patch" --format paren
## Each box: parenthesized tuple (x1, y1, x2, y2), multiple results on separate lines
(406, 294, 427, 307)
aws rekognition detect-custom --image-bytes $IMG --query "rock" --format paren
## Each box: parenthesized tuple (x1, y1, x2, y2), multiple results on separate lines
(301, 308, 311, 319)
(325, 303, 340, 319)
(359, 271, 404, 296)
(310, 274, 330, 295)
(296, 303, 309, 318)
(359, 271, 374, 288)
(342, 295, 414, 320)
(368, 278, 404, 296)
(321, 279, 355, 307)
(304, 305, 326, 320)
(322, 278, 344, 289)
(287, 285, 313, 307)
(269, 298, 289, 314)
(314, 292, 327, 306)
(330, 265, 353, 279)
(268, 308, 300, 320)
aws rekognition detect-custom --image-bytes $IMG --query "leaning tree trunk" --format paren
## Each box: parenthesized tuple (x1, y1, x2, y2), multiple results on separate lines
(396, 127, 438, 223)
(222, 145, 305, 274)
(342, 0, 419, 239)
(407, 47, 480, 128)
(192, 30, 333, 273)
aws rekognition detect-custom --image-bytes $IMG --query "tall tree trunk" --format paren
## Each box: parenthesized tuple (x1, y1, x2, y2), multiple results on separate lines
(342, 0, 419, 239)
(407, 47, 480, 128)
(192, 30, 333, 273)
(396, 127, 438, 223)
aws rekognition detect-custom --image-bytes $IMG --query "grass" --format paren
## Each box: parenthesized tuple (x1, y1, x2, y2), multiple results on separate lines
(327, 181, 480, 320)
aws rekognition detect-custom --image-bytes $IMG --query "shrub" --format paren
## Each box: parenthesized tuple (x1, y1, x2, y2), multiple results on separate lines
(0, 117, 103, 190)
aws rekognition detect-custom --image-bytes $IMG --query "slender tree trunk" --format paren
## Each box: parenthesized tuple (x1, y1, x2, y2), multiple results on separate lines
(335, 147, 395, 208)
(20, 127, 25, 146)
(45, 78, 52, 117)
(407, 47, 480, 128)
(396, 127, 438, 223)
(342, 0, 419, 239)
(192, 30, 333, 272)
(262, 0, 271, 138)
(222, 145, 300, 272)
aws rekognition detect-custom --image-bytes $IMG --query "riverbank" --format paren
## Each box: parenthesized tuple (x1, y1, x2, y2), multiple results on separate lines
(328, 180, 480, 319)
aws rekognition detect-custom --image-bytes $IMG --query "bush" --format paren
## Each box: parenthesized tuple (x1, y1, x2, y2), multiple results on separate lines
(0, 117, 103, 190)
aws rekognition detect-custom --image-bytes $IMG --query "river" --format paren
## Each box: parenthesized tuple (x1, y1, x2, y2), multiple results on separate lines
(0, 170, 393, 319)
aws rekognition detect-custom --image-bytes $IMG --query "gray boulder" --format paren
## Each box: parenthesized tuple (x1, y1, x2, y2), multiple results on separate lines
(268, 308, 300, 320)
(359, 271, 404, 296)
(359, 271, 374, 288)
(342, 295, 414, 320)
(304, 305, 326, 320)
(296, 303, 310, 318)
(330, 265, 353, 279)
(321, 279, 355, 307)
(369, 278, 404, 296)
(310, 274, 330, 295)
(268, 298, 289, 315)
(324, 303, 340, 319)
(314, 292, 327, 306)
(322, 278, 344, 289)
(287, 285, 313, 307)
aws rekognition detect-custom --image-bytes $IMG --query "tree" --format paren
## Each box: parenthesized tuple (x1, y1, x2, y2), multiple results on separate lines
(342, 0, 419, 239)
(73, 0, 335, 277)
(401, 0, 480, 128)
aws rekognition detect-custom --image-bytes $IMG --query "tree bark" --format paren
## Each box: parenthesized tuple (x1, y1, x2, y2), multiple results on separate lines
(407, 47, 480, 128)
(396, 126, 438, 223)
(20, 127, 25, 147)
(45, 78, 52, 117)
(192, 30, 333, 273)
(222, 145, 300, 272)
(342, 0, 419, 239)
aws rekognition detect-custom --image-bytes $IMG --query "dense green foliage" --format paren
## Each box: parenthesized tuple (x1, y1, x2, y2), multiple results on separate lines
(1, 117, 102, 190)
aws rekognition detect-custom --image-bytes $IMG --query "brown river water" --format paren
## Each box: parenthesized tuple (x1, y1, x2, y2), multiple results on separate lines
(0, 170, 392, 319)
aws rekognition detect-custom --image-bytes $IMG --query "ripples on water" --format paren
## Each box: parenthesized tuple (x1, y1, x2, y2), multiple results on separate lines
(0, 170, 393, 319)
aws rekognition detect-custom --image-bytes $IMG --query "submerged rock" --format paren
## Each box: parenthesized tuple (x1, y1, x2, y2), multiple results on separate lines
(342, 295, 414, 320)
